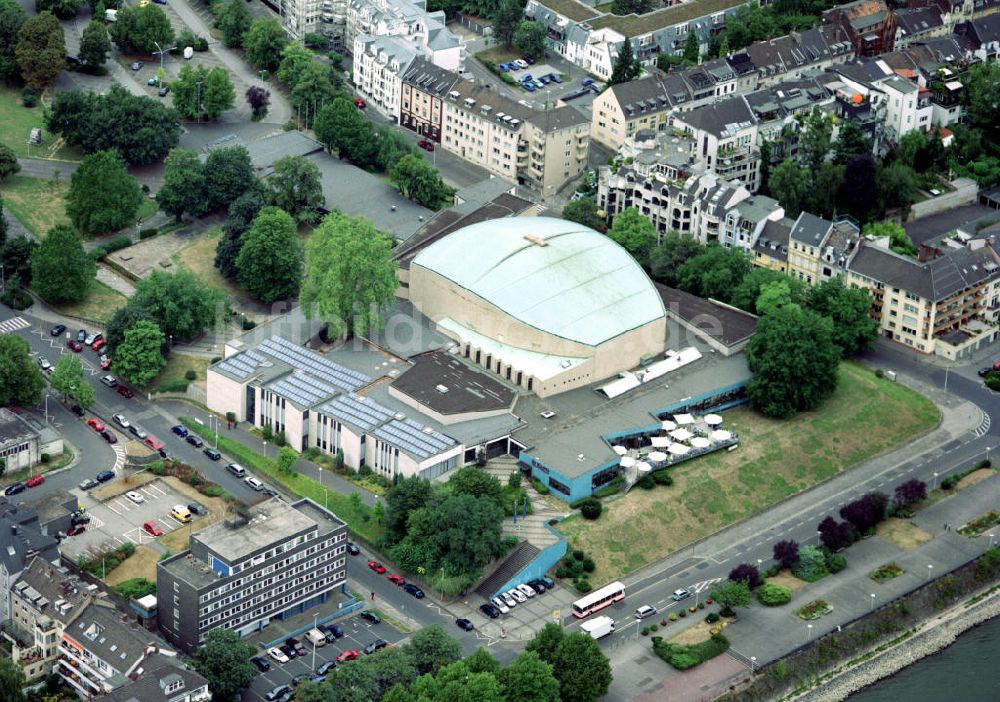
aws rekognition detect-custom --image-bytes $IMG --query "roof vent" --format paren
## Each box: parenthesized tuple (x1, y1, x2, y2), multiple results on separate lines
(523, 233, 547, 247)
(394, 412, 405, 420)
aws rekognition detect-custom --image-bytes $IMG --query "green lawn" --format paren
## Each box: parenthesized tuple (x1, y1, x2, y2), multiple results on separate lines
(557, 362, 941, 586)
(149, 353, 212, 393)
(54, 279, 128, 324)
(0, 176, 72, 238)
(180, 417, 383, 544)
(0, 87, 82, 161)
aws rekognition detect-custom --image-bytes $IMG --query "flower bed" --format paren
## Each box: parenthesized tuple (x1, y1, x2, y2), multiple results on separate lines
(869, 561, 906, 582)
(796, 599, 833, 620)
(958, 510, 1000, 537)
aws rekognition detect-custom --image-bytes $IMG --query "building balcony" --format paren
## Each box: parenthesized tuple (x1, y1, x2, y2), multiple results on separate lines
(57, 658, 102, 695)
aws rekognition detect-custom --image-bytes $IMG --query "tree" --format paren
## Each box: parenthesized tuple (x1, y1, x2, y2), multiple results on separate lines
(385, 475, 433, 542)
(0, 0, 26, 84)
(314, 97, 378, 166)
(863, 220, 916, 257)
(66, 150, 142, 234)
(877, 160, 918, 218)
(745, 304, 840, 418)
(300, 211, 397, 338)
(561, 197, 606, 232)
(113, 577, 156, 599)
(406, 625, 462, 676)
(513, 20, 545, 60)
(0, 336, 45, 407)
(551, 632, 612, 702)
(611, 0, 652, 14)
(294, 681, 337, 702)
(36, 0, 82, 19)
(839, 155, 878, 224)
(608, 38, 640, 86)
(961, 60, 1000, 137)
(729, 267, 803, 314)
(818, 515, 845, 550)
(246, 85, 270, 119)
(499, 650, 559, 702)
(805, 276, 878, 356)
(172, 64, 235, 120)
(434, 493, 504, 572)
(203, 65, 237, 120)
(129, 269, 227, 342)
(682, 28, 699, 64)
(236, 206, 302, 303)
(389, 154, 452, 209)
(791, 545, 828, 581)
(218, 0, 252, 47)
(215, 188, 265, 278)
(448, 466, 504, 511)
(649, 233, 704, 286)
(49, 355, 93, 407)
(329, 647, 417, 702)
(608, 207, 657, 264)
(727, 563, 760, 590)
(204, 146, 256, 210)
(768, 158, 810, 217)
(108, 4, 173, 54)
(0, 658, 25, 702)
(1, 236, 36, 286)
(754, 279, 794, 316)
(0, 145, 20, 182)
(46, 86, 181, 165)
(833, 119, 872, 165)
(893, 478, 927, 509)
(78, 19, 111, 67)
(465, 648, 501, 676)
(809, 162, 845, 219)
(15, 11, 64, 90)
(676, 245, 750, 303)
(0, 198, 8, 249)
(292, 62, 341, 126)
(493, 0, 523, 47)
(839, 492, 888, 532)
(525, 623, 565, 665)
(275, 445, 297, 474)
(708, 580, 752, 613)
(772, 539, 799, 569)
(266, 155, 324, 223)
(157, 148, 207, 222)
(375, 125, 417, 172)
(410, 660, 503, 702)
(193, 629, 257, 701)
(31, 225, 95, 303)
(277, 40, 315, 89)
(114, 320, 166, 387)
(798, 107, 833, 172)
(243, 17, 287, 71)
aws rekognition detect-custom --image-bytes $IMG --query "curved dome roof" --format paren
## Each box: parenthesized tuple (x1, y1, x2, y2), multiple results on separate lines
(412, 216, 665, 347)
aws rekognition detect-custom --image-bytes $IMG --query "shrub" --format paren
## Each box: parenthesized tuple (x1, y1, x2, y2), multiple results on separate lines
(795, 599, 832, 620)
(200, 484, 223, 497)
(650, 623, 658, 631)
(697, 601, 704, 610)
(826, 552, 847, 573)
(573, 549, 585, 561)
(40, 453, 50, 463)
(791, 546, 829, 582)
(652, 633, 730, 670)
(274, 431, 286, 447)
(875, 368, 884, 378)
(668, 612, 677, 621)
(507, 471, 522, 489)
(641, 627, 650, 636)
(573, 578, 592, 593)
(582, 556, 595, 573)
(756, 583, 792, 606)
(728, 563, 761, 590)
(941, 475, 959, 490)
(679, 609, 687, 618)
(531, 478, 549, 494)
(637, 475, 655, 489)
(139, 228, 159, 240)
(22, 87, 37, 107)
(869, 562, 905, 581)
(261, 423, 273, 441)
(579, 497, 603, 520)
(594, 476, 625, 497)
(705, 612, 720, 623)
(652, 470, 674, 486)
(184, 369, 197, 381)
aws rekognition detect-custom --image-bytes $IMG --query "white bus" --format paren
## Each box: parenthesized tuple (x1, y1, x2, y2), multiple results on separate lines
(572, 581, 625, 618)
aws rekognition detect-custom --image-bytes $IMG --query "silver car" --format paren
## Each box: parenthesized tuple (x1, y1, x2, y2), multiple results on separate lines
(113, 414, 130, 429)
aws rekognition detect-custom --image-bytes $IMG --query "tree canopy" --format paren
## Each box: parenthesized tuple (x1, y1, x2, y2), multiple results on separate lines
(31, 225, 95, 303)
(805, 276, 878, 356)
(193, 629, 257, 702)
(50, 355, 94, 408)
(389, 154, 453, 209)
(608, 207, 657, 264)
(113, 320, 167, 387)
(676, 245, 750, 303)
(649, 233, 704, 286)
(122, 269, 227, 345)
(109, 3, 173, 54)
(299, 211, 397, 338)
(562, 196, 607, 232)
(406, 625, 462, 676)
(15, 11, 64, 90)
(608, 38, 640, 86)
(235, 206, 302, 303)
(768, 159, 810, 217)
(79, 19, 111, 66)
(0, 658, 25, 702)
(218, 0, 252, 47)
(157, 148, 208, 221)
(243, 18, 287, 71)
(172, 64, 235, 120)
(513, 20, 546, 60)
(551, 632, 613, 702)
(499, 651, 560, 702)
(0, 336, 45, 408)
(66, 150, 143, 234)
(0, 0, 27, 84)
(313, 97, 379, 166)
(266, 155, 324, 223)
(215, 188, 265, 279)
(492, 0, 523, 46)
(204, 146, 256, 210)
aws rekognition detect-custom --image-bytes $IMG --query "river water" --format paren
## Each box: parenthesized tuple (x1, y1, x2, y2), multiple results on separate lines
(847, 615, 1000, 701)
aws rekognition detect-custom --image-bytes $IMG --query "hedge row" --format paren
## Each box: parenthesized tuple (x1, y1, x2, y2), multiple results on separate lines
(652, 633, 730, 670)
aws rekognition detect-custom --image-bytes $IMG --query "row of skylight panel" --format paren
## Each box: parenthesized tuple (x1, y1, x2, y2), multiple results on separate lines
(321, 395, 394, 431)
(266, 337, 370, 384)
(258, 345, 364, 392)
(400, 417, 454, 446)
(374, 425, 442, 459)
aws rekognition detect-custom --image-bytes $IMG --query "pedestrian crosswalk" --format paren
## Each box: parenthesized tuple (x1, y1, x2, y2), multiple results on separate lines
(0, 317, 30, 334)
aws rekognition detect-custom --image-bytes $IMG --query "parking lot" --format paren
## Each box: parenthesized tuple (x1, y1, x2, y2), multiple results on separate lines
(60, 477, 204, 560)
(243, 610, 407, 702)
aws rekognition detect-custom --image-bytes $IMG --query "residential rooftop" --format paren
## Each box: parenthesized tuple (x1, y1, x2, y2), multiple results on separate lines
(588, 0, 744, 37)
(389, 350, 517, 416)
(656, 285, 758, 349)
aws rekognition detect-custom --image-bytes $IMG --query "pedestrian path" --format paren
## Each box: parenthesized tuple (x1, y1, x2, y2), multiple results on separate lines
(0, 317, 31, 334)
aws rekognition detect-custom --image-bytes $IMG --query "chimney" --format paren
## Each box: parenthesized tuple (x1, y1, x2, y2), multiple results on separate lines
(917, 243, 942, 262)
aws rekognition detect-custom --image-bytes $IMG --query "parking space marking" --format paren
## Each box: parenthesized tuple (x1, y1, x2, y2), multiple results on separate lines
(106, 501, 123, 516)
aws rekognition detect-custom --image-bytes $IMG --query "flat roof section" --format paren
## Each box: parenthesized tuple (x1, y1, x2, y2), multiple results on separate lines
(193, 499, 321, 564)
(588, 0, 743, 36)
(390, 350, 517, 415)
(656, 285, 758, 348)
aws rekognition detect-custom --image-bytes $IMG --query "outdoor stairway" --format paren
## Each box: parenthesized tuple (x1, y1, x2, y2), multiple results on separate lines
(502, 482, 563, 549)
(484, 456, 519, 483)
(474, 541, 541, 599)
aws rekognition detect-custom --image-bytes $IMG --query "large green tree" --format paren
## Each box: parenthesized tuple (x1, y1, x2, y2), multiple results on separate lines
(513, 20, 545, 60)
(805, 276, 878, 356)
(0, 144, 20, 182)
(172, 64, 235, 120)
(127, 269, 227, 342)
(157, 148, 207, 221)
(0, 336, 45, 408)
(0, 658, 25, 702)
(266, 155, 324, 223)
(389, 154, 452, 209)
(291, 61, 341, 127)
(768, 158, 810, 217)
(708, 580, 753, 612)
(79, 19, 111, 67)
(409, 660, 503, 702)
(193, 629, 257, 702)
(385, 475, 433, 543)
(448, 466, 504, 511)
(300, 211, 397, 338)
(31, 225, 95, 303)
(15, 11, 64, 90)
(243, 18, 287, 71)
(0, 0, 26, 84)
(277, 41, 314, 88)
(66, 150, 143, 234)
(962, 60, 1000, 138)
(435, 493, 504, 573)
(50, 354, 94, 408)
(833, 118, 872, 165)
(525, 623, 565, 665)
(215, 188, 265, 279)
(492, 0, 523, 47)
(876, 160, 918, 218)
(729, 266, 804, 314)
(235, 206, 302, 303)
(682, 27, 699, 64)
(608, 207, 657, 264)
(561, 196, 606, 232)
(109, 4, 173, 54)
(204, 146, 256, 210)
(113, 320, 166, 387)
(218, 0, 252, 47)
(405, 625, 462, 676)
(36, 0, 82, 20)
(798, 107, 833, 172)
(552, 632, 612, 702)
(328, 647, 417, 702)
(499, 651, 560, 702)
(745, 304, 840, 418)
(676, 245, 750, 303)
(313, 97, 378, 166)
(608, 38, 640, 86)
(649, 233, 705, 286)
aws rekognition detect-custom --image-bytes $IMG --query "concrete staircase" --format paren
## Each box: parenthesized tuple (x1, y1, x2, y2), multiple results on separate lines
(502, 481, 563, 549)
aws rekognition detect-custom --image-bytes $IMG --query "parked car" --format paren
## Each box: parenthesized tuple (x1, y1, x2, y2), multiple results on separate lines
(100, 375, 117, 388)
(455, 618, 474, 631)
(76, 329, 86, 342)
(367, 560, 386, 574)
(491, 596, 510, 614)
(126, 491, 145, 504)
(581, 78, 595, 86)
(266, 684, 292, 701)
(37, 357, 51, 372)
(279, 644, 297, 659)
(500, 592, 517, 608)
(144, 436, 163, 451)
(514, 59, 528, 68)
(101, 430, 117, 444)
(158, 86, 169, 97)
(4, 483, 26, 496)
(245, 476, 264, 491)
(203, 447, 221, 461)
(363, 639, 388, 655)
(386, 574, 405, 586)
(50, 324, 66, 337)
(528, 578, 548, 593)
(403, 583, 425, 599)
(417, 139, 435, 151)
(539, 75, 550, 85)
(116, 385, 133, 399)
(78, 478, 98, 490)
(635, 604, 658, 620)
(523, 55, 535, 64)
(71, 511, 90, 524)
(143, 521, 163, 536)
(268, 647, 289, 664)
(84, 332, 100, 346)
(548, 72, 562, 83)
(286, 638, 306, 657)
(250, 656, 271, 672)
(523, 82, 536, 92)
(516, 583, 537, 598)
(66, 340, 83, 352)
(171, 425, 189, 438)
(87, 418, 105, 432)
(360, 611, 381, 625)
(70, 405, 85, 417)
(186, 434, 204, 448)
(92, 338, 107, 353)
(316, 660, 335, 675)
(671, 588, 692, 601)
(95, 470, 115, 483)
(26, 475, 44, 488)
(322, 624, 344, 642)
(346, 542, 360, 555)
(979, 367, 993, 377)
(129, 425, 147, 439)
(67, 525, 86, 536)
(480, 603, 501, 618)
(187, 501, 208, 516)
(291, 674, 311, 688)
(130, 61, 144, 70)
(112, 414, 130, 429)
(336, 649, 359, 662)
(354, 98, 366, 108)
(508, 588, 527, 603)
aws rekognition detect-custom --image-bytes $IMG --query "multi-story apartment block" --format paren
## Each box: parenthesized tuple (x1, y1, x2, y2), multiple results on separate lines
(0, 500, 59, 624)
(745, 25, 855, 86)
(956, 14, 1000, 58)
(345, 0, 463, 71)
(785, 212, 862, 285)
(399, 58, 460, 142)
(671, 94, 762, 191)
(352, 35, 418, 119)
(822, 0, 898, 56)
(895, 7, 948, 48)
(157, 498, 347, 653)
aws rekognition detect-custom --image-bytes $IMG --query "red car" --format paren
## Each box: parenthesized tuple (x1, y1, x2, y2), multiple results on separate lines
(25, 475, 44, 488)
(144, 436, 163, 451)
(417, 139, 435, 152)
(67, 525, 85, 536)
(116, 385, 134, 399)
(92, 338, 107, 352)
(336, 649, 360, 662)
(100, 355, 112, 370)
(354, 98, 366, 108)
(387, 574, 405, 586)
(87, 418, 105, 432)
(143, 521, 164, 537)
(367, 560, 386, 574)
(66, 339, 83, 352)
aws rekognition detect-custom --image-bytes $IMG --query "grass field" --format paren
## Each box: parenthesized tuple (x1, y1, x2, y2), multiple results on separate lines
(0, 87, 82, 161)
(149, 353, 212, 393)
(876, 519, 933, 551)
(174, 227, 248, 301)
(557, 362, 941, 586)
(0, 175, 72, 238)
(55, 279, 128, 324)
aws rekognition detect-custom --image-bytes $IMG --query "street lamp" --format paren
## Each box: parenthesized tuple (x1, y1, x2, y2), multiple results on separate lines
(750, 656, 756, 674)
(989, 532, 996, 549)
(870, 593, 876, 611)
(311, 613, 319, 670)
(152, 41, 177, 84)
(263, 441, 268, 459)
(927, 564, 933, 580)
(807, 623, 813, 641)
(932, 472, 939, 489)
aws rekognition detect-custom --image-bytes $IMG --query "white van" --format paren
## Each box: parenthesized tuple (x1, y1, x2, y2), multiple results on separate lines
(245, 476, 264, 491)
(306, 628, 327, 647)
(226, 463, 246, 477)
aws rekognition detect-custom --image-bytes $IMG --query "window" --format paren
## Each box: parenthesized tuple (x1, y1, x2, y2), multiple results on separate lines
(549, 478, 570, 496)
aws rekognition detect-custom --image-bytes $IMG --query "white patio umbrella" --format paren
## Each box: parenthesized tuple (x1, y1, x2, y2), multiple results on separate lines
(648, 451, 668, 462)
(635, 461, 652, 474)
(690, 437, 710, 449)
(612, 445, 628, 456)
(668, 443, 691, 456)
(710, 430, 732, 442)
(674, 413, 695, 425)
(620, 456, 636, 468)
(661, 419, 677, 431)
(704, 414, 723, 426)
(669, 428, 694, 442)
(650, 436, 670, 447)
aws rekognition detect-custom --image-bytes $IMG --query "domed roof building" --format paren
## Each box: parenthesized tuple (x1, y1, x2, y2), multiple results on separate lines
(409, 216, 666, 397)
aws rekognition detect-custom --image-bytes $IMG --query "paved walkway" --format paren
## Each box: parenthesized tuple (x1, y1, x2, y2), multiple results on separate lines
(96, 265, 136, 296)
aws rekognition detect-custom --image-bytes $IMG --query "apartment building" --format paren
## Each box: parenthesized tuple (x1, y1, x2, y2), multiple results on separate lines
(345, 0, 463, 71)
(785, 212, 863, 285)
(745, 25, 855, 86)
(156, 498, 347, 653)
(352, 35, 418, 119)
(103, 664, 210, 702)
(0, 500, 59, 624)
(822, 0, 898, 56)
(399, 58, 460, 142)
(671, 95, 762, 191)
